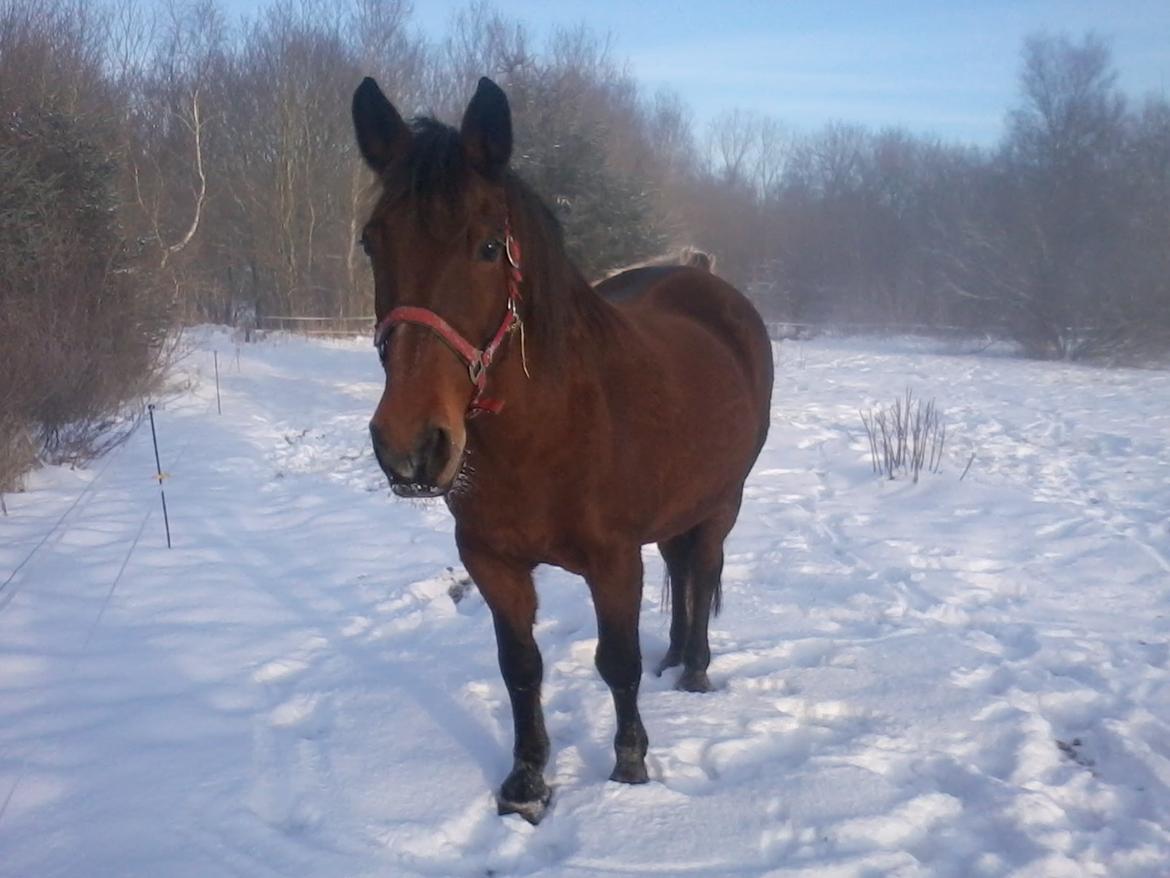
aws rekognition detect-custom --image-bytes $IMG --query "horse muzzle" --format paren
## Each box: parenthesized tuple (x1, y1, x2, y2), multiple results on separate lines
(369, 421, 460, 497)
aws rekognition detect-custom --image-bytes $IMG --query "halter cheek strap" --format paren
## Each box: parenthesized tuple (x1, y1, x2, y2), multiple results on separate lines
(373, 218, 526, 418)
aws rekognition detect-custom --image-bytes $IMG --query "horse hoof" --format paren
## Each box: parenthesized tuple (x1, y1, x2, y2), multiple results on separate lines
(497, 769, 551, 824)
(497, 791, 552, 825)
(655, 651, 682, 677)
(610, 759, 649, 784)
(676, 669, 712, 693)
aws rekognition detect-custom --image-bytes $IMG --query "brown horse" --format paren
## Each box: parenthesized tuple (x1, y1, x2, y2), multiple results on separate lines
(353, 76, 773, 823)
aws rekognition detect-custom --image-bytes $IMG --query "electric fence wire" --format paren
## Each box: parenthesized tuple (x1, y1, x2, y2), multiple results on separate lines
(0, 367, 220, 613)
(0, 372, 221, 829)
(0, 438, 123, 613)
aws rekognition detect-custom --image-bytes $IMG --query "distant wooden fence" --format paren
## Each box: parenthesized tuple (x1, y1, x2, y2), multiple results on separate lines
(257, 315, 372, 336)
(765, 321, 997, 342)
(253, 315, 1004, 345)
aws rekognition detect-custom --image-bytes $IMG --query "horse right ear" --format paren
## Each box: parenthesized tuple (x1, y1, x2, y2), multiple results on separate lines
(352, 77, 410, 174)
(460, 77, 512, 179)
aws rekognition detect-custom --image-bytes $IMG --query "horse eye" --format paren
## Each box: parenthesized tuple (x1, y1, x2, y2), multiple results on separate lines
(479, 239, 502, 262)
(374, 326, 390, 364)
(360, 232, 372, 256)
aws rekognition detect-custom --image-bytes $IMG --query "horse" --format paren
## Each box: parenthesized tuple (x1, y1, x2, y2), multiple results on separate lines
(352, 76, 774, 824)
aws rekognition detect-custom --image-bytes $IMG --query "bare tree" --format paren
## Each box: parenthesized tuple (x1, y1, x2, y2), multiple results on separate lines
(707, 108, 759, 187)
(1002, 32, 1127, 356)
(753, 116, 790, 196)
(133, 88, 208, 270)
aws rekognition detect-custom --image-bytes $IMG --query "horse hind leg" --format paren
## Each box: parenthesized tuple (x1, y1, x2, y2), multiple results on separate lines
(672, 505, 740, 693)
(654, 531, 695, 677)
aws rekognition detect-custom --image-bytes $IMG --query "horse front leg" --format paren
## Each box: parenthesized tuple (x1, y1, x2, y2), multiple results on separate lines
(586, 546, 649, 784)
(459, 542, 550, 823)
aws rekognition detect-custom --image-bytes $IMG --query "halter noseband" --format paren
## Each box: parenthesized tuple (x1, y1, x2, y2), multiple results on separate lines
(373, 218, 526, 418)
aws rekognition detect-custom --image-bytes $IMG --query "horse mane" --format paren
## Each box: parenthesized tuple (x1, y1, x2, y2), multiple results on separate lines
(383, 116, 595, 367)
(502, 172, 599, 364)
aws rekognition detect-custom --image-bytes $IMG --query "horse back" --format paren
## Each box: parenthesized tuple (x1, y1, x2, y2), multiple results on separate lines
(595, 266, 773, 418)
(595, 265, 686, 303)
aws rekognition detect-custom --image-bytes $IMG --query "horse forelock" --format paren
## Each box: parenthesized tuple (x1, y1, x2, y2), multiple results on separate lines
(365, 117, 470, 239)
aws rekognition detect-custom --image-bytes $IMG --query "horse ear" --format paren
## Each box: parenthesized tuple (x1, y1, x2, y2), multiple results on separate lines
(352, 77, 409, 174)
(460, 77, 512, 179)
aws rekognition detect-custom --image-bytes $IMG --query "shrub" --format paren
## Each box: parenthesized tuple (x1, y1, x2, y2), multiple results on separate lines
(0, 105, 168, 488)
(860, 389, 946, 483)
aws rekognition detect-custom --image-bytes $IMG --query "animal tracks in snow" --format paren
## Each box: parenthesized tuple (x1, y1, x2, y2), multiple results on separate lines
(3, 331, 1170, 877)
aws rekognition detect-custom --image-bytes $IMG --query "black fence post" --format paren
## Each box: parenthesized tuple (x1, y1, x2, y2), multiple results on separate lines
(147, 404, 172, 549)
(213, 351, 222, 415)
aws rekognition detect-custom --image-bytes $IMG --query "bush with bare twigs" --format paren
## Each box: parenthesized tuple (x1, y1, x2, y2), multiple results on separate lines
(0, 1, 169, 491)
(860, 389, 947, 483)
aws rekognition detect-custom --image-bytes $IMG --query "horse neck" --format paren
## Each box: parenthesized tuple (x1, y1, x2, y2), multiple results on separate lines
(470, 271, 612, 454)
(474, 186, 617, 449)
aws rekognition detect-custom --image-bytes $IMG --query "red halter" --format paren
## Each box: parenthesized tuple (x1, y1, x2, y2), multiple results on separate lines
(373, 219, 525, 418)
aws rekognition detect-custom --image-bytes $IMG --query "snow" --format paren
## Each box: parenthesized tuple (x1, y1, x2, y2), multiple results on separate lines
(2, 329, 1169, 877)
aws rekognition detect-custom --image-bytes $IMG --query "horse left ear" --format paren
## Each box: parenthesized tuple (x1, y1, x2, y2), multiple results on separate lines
(460, 77, 512, 179)
(353, 77, 410, 174)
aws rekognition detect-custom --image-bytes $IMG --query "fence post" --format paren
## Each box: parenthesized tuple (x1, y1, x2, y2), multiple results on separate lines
(213, 351, 222, 415)
(147, 404, 172, 549)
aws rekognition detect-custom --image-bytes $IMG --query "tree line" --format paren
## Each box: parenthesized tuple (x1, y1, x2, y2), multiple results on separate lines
(705, 33, 1170, 361)
(2, 0, 1167, 487)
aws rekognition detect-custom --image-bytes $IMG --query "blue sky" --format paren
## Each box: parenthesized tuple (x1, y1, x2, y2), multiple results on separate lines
(223, 0, 1169, 146)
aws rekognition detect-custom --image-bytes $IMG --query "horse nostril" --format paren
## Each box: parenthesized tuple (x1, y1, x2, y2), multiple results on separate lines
(370, 421, 412, 480)
(370, 421, 452, 489)
(416, 426, 451, 486)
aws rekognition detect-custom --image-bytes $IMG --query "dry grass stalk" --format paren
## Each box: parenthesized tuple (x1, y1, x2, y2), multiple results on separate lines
(860, 388, 947, 483)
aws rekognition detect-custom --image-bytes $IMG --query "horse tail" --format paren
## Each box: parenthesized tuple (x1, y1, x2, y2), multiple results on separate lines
(681, 247, 716, 274)
(661, 569, 720, 617)
(596, 246, 717, 283)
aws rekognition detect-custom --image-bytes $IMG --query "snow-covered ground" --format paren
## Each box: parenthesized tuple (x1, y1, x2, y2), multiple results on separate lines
(2, 329, 1169, 877)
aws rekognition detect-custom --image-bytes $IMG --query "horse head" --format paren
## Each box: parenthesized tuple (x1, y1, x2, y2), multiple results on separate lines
(353, 76, 520, 497)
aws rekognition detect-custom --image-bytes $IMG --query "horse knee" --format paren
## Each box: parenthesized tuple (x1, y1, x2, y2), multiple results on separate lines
(492, 617, 543, 690)
(594, 637, 640, 690)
